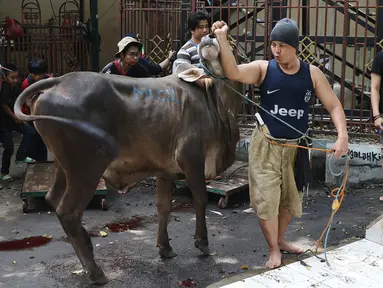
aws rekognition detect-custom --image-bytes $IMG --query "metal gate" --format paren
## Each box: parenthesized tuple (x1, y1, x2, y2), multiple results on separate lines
(122, 0, 383, 137)
(0, 0, 91, 79)
(120, 0, 206, 75)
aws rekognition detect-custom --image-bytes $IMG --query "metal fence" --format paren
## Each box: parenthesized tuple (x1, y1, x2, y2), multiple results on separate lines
(0, 0, 91, 79)
(120, 0, 383, 137)
(223, 0, 383, 137)
(0, 25, 92, 78)
(121, 0, 198, 75)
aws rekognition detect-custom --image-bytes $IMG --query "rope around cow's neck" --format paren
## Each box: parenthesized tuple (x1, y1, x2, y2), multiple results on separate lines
(0, 64, 14, 72)
(200, 59, 350, 267)
(0, 64, 15, 77)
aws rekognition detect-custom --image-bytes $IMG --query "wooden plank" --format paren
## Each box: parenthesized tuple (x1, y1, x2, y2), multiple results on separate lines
(175, 161, 249, 196)
(21, 162, 107, 197)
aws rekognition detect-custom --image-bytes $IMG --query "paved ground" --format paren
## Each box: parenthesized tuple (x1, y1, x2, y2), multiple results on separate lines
(1, 159, 383, 288)
(212, 238, 383, 288)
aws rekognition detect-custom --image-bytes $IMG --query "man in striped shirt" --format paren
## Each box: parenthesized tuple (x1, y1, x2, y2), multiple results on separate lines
(172, 10, 210, 73)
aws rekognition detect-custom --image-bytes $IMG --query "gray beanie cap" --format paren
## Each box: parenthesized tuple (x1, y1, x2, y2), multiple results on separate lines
(270, 18, 300, 50)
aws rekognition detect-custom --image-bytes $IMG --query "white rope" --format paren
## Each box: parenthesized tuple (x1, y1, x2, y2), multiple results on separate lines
(0, 64, 14, 72)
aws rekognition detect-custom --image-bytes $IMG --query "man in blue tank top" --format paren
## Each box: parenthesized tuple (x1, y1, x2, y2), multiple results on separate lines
(212, 18, 349, 269)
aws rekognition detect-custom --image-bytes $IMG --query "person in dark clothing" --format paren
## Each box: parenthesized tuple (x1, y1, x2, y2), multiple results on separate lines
(20, 58, 50, 161)
(0, 64, 36, 182)
(124, 32, 175, 76)
(100, 36, 150, 77)
(21, 58, 52, 93)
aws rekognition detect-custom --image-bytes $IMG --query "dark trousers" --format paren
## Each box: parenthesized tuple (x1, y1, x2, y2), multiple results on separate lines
(29, 133, 48, 161)
(0, 123, 36, 174)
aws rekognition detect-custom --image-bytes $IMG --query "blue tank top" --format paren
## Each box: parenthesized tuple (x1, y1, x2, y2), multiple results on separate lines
(259, 59, 314, 139)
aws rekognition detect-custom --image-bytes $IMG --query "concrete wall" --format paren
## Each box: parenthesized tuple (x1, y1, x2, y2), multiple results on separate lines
(236, 130, 383, 188)
(325, 142, 383, 188)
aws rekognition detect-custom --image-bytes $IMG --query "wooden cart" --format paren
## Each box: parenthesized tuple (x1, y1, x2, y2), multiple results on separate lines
(174, 160, 249, 209)
(20, 161, 108, 213)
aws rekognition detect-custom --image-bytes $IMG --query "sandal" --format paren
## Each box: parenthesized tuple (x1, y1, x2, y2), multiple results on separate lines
(1, 174, 14, 182)
(15, 157, 36, 164)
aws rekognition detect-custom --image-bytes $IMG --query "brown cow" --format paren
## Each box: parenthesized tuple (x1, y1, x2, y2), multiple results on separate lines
(14, 35, 245, 284)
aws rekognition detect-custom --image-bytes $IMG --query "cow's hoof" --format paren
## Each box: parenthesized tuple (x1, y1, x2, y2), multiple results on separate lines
(195, 238, 210, 255)
(159, 246, 178, 259)
(90, 269, 108, 285)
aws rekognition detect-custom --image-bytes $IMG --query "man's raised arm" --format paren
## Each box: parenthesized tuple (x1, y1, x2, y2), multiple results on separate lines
(212, 21, 265, 86)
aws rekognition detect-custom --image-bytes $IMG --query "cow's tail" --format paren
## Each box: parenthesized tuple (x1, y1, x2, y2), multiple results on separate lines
(14, 77, 60, 119)
(14, 77, 119, 159)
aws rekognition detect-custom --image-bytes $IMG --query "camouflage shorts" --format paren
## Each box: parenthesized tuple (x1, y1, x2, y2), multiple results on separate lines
(248, 124, 303, 220)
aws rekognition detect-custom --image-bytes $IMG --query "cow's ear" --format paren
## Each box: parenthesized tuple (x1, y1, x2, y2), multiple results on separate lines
(177, 68, 206, 82)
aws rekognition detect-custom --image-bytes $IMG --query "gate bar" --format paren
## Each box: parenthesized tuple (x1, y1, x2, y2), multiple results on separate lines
(378, 0, 383, 48)
(90, 0, 99, 72)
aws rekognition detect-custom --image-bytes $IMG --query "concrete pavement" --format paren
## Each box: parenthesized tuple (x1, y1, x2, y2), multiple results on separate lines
(1, 162, 383, 287)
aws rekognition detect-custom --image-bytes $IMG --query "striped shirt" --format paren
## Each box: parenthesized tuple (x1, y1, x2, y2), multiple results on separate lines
(172, 40, 201, 73)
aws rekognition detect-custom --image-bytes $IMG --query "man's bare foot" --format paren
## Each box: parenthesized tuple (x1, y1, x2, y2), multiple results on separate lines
(265, 248, 282, 269)
(279, 241, 304, 254)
